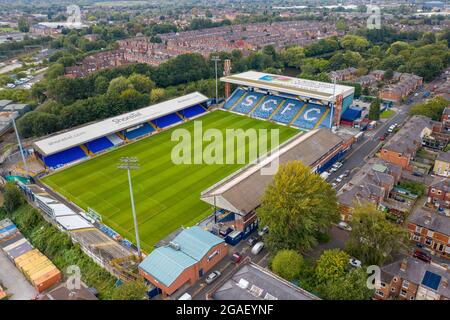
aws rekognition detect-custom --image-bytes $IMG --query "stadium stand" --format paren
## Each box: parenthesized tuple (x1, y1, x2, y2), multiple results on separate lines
(85, 137, 114, 154)
(223, 88, 246, 110)
(270, 99, 304, 124)
(251, 95, 284, 119)
(106, 134, 123, 146)
(180, 104, 206, 119)
(152, 113, 183, 129)
(43, 146, 87, 169)
(124, 123, 155, 140)
(232, 91, 265, 114)
(292, 103, 329, 130)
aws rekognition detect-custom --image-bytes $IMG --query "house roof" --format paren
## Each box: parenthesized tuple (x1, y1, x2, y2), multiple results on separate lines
(139, 226, 224, 287)
(210, 261, 319, 300)
(437, 151, 450, 163)
(382, 257, 450, 298)
(408, 207, 450, 236)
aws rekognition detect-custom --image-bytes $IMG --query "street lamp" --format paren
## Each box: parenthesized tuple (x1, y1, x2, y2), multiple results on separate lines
(211, 56, 221, 105)
(117, 156, 142, 258)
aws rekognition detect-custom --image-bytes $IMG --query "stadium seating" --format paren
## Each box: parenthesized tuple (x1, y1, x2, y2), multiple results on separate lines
(271, 99, 304, 124)
(223, 88, 246, 110)
(152, 112, 183, 129)
(318, 108, 332, 129)
(251, 95, 284, 119)
(180, 104, 206, 118)
(292, 103, 329, 130)
(107, 134, 123, 146)
(232, 91, 265, 114)
(43, 146, 87, 169)
(124, 123, 155, 140)
(85, 137, 114, 154)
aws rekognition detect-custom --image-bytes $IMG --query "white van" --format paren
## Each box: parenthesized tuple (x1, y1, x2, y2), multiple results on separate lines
(251, 242, 264, 255)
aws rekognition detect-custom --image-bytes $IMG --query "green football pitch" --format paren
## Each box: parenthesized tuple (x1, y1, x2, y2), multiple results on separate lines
(42, 110, 299, 252)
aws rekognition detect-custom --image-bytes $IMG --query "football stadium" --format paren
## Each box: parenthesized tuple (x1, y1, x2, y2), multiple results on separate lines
(36, 93, 298, 251)
(32, 71, 355, 253)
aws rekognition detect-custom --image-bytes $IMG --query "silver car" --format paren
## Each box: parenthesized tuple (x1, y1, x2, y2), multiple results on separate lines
(205, 270, 221, 284)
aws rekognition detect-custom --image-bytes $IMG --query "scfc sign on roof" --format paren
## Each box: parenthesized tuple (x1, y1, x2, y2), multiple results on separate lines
(33, 92, 208, 156)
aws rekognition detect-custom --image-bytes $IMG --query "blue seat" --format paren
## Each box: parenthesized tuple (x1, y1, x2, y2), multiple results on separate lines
(318, 109, 332, 129)
(232, 91, 265, 114)
(85, 137, 114, 154)
(251, 95, 284, 119)
(43, 146, 87, 169)
(180, 105, 205, 118)
(124, 123, 155, 140)
(271, 99, 304, 124)
(223, 88, 246, 110)
(293, 103, 328, 130)
(152, 113, 182, 129)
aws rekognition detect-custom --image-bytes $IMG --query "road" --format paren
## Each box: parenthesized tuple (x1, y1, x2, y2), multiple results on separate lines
(328, 104, 411, 191)
(0, 250, 37, 300)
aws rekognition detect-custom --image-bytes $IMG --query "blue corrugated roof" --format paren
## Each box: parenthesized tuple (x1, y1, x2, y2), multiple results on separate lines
(173, 226, 224, 261)
(341, 107, 362, 122)
(139, 247, 197, 287)
(139, 226, 224, 287)
(421, 271, 441, 291)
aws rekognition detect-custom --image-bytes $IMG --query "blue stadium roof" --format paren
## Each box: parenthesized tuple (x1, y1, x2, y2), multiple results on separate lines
(421, 271, 441, 291)
(139, 226, 224, 287)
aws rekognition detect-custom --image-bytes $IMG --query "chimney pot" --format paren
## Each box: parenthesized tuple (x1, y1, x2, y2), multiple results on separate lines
(400, 259, 408, 272)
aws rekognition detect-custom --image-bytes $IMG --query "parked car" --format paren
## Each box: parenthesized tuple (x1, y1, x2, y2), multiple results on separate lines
(379, 135, 385, 141)
(336, 177, 343, 183)
(205, 271, 221, 284)
(331, 182, 337, 189)
(251, 242, 265, 255)
(343, 170, 350, 177)
(231, 252, 242, 263)
(349, 257, 362, 268)
(413, 249, 431, 263)
(338, 221, 352, 231)
(258, 225, 269, 237)
(247, 236, 258, 246)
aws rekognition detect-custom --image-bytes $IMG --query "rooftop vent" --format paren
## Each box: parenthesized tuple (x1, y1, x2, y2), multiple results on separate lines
(169, 242, 180, 250)
(264, 292, 278, 300)
(249, 284, 263, 297)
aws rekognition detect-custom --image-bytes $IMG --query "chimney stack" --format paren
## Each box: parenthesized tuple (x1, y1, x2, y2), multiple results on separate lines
(400, 259, 408, 272)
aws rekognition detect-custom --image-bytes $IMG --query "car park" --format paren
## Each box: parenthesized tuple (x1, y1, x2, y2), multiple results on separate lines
(205, 270, 221, 284)
(331, 182, 337, 189)
(251, 242, 264, 255)
(335, 177, 343, 183)
(338, 221, 352, 231)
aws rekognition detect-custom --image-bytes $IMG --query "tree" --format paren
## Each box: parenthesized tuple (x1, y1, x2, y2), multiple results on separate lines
(410, 96, 449, 121)
(257, 161, 339, 253)
(384, 69, 394, 81)
(280, 46, 305, 69)
(406, 56, 444, 82)
(94, 76, 109, 95)
(111, 279, 148, 300)
(346, 203, 408, 266)
(315, 249, 349, 284)
(107, 76, 133, 95)
(18, 18, 30, 33)
(340, 35, 370, 52)
(368, 98, 381, 121)
(3, 182, 24, 214)
(128, 73, 155, 94)
(318, 268, 374, 300)
(46, 63, 65, 80)
(271, 250, 303, 281)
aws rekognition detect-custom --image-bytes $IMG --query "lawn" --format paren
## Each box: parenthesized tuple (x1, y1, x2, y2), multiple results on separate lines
(380, 109, 396, 119)
(42, 110, 298, 252)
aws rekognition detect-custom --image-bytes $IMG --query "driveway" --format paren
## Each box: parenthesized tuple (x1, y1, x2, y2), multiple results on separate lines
(0, 250, 37, 300)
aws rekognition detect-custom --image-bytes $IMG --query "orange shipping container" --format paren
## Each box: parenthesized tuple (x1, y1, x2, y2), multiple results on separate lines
(33, 269, 61, 293)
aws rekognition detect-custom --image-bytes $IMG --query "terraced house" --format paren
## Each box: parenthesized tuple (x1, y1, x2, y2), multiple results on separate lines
(375, 257, 450, 300)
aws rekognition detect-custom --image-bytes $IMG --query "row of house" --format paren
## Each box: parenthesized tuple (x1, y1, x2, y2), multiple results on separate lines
(65, 50, 129, 78)
(379, 73, 424, 102)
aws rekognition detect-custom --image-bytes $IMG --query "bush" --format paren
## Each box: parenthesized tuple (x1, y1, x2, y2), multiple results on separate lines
(271, 250, 303, 281)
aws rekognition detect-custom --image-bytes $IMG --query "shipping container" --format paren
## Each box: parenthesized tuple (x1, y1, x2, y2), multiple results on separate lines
(13, 249, 61, 293)
(6, 241, 33, 260)
(0, 233, 24, 248)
